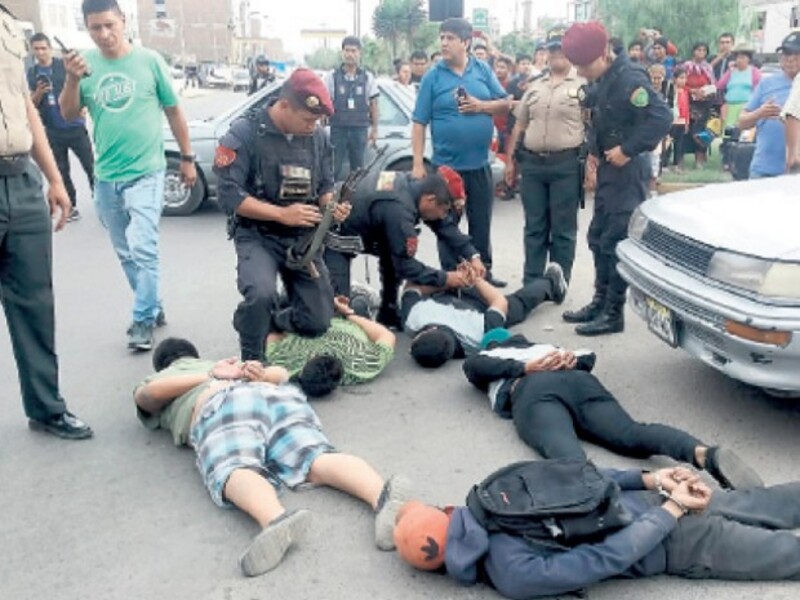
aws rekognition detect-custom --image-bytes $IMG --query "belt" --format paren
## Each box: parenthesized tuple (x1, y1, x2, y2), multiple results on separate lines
(0, 153, 30, 177)
(521, 147, 580, 164)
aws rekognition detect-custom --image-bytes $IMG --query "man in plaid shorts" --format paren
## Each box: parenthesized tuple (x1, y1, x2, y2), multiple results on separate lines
(134, 337, 410, 577)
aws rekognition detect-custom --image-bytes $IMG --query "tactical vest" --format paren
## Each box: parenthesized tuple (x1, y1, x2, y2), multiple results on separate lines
(343, 170, 417, 242)
(329, 66, 370, 129)
(239, 107, 324, 236)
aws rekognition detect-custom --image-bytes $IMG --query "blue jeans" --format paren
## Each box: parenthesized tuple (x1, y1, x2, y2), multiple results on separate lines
(94, 170, 164, 325)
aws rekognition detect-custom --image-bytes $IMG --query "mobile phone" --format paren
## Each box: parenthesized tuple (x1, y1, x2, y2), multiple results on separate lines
(456, 86, 468, 103)
(54, 35, 92, 78)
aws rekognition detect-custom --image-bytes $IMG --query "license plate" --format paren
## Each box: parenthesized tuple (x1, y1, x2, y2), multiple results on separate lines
(645, 297, 677, 347)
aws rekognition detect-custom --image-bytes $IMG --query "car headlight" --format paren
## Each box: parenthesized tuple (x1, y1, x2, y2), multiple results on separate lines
(628, 207, 648, 241)
(761, 262, 800, 299)
(707, 251, 800, 299)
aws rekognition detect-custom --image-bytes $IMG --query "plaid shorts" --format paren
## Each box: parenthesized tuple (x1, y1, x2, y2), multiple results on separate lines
(189, 382, 334, 507)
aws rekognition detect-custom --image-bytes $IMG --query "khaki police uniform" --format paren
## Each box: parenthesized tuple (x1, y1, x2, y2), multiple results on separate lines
(0, 6, 69, 421)
(514, 68, 586, 283)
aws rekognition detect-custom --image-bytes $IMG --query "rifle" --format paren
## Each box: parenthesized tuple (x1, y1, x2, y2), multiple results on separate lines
(285, 144, 388, 278)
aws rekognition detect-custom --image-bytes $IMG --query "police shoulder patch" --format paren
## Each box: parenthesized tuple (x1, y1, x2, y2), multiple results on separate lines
(630, 87, 649, 108)
(214, 145, 237, 168)
(376, 171, 398, 192)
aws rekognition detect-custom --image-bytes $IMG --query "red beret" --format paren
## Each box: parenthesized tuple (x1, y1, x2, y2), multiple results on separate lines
(437, 166, 466, 200)
(562, 21, 609, 67)
(284, 68, 334, 117)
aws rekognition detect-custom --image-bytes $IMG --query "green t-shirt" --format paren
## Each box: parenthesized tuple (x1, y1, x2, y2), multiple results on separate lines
(80, 46, 178, 181)
(267, 318, 394, 385)
(135, 358, 216, 446)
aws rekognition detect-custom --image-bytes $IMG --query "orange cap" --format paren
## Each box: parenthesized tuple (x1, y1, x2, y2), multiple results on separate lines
(393, 501, 450, 571)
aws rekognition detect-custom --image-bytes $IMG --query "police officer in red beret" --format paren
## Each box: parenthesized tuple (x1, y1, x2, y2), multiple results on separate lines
(561, 22, 672, 336)
(322, 166, 486, 327)
(214, 69, 350, 361)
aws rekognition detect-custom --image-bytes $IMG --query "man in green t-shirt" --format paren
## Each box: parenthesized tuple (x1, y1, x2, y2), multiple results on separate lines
(267, 295, 395, 389)
(61, 0, 196, 352)
(134, 337, 410, 577)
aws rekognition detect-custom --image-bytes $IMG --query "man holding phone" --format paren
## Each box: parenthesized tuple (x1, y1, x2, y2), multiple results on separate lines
(412, 18, 511, 289)
(28, 32, 94, 222)
(60, 0, 195, 352)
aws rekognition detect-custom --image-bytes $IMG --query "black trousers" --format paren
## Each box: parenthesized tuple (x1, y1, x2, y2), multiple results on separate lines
(324, 241, 400, 311)
(484, 278, 552, 331)
(0, 164, 67, 420)
(510, 370, 700, 463)
(46, 126, 94, 207)
(587, 156, 648, 307)
(519, 154, 581, 282)
(437, 165, 494, 271)
(233, 227, 334, 360)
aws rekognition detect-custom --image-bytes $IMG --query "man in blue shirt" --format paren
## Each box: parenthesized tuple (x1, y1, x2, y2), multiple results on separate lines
(27, 33, 94, 222)
(738, 32, 800, 178)
(412, 18, 511, 288)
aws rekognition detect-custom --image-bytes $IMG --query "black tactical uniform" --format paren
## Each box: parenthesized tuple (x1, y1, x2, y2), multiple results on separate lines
(564, 55, 671, 336)
(324, 170, 479, 324)
(214, 102, 335, 361)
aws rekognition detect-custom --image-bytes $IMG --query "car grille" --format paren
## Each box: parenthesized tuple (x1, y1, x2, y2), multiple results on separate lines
(684, 322, 728, 353)
(624, 267, 725, 328)
(640, 222, 715, 276)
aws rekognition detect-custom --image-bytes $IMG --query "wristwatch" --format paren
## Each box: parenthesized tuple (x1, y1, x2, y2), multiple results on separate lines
(180, 153, 196, 163)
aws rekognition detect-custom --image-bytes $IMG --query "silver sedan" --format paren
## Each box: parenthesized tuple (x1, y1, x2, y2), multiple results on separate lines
(617, 176, 800, 397)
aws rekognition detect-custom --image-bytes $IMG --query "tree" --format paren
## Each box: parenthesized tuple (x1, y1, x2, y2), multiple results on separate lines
(596, 0, 739, 59)
(361, 37, 392, 75)
(372, 0, 426, 60)
(498, 31, 537, 58)
(304, 48, 339, 71)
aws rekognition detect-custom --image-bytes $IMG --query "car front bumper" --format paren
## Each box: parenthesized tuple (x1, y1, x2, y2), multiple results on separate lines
(617, 239, 800, 394)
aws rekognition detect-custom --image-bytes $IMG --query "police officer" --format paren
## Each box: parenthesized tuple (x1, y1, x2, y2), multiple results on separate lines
(214, 69, 347, 361)
(324, 36, 379, 181)
(561, 22, 672, 336)
(323, 167, 485, 327)
(248, 55, 275, 95)
(0, 3, 92, 439)
(505, 26, 586, 286)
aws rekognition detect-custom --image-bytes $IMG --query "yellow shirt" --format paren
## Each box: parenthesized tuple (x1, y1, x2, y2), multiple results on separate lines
(0, 9, 33, 155)
(514, 68, 586, 153)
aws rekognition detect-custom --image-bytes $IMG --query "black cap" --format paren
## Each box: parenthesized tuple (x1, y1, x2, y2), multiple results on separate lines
(546, 25, 567, 49)
(255, 55, 269, 66)
(777, 31, 800, 54)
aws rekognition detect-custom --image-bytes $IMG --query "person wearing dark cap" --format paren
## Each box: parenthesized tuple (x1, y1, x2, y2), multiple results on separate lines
(394, 466, 800, 598)
(782, 41, 800, 173)
(322, 166, 486, 328)
(133, 337, 411, 577)
(462, 328, 762, 490)
(738, 31, 800, 178)
(324, 36, 379, 181)
(249, 55, 275, 95)
(403, 263, 567, 369)
(412, 17, 512, 289)
(560, 21, 672, 337)
(214, 69, 347, 361)
(505, 26, 586, 288)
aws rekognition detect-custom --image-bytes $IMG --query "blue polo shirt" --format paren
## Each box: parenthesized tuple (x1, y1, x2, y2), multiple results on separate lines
(413, 57, 508, 171)
(746, 71, 794, 177)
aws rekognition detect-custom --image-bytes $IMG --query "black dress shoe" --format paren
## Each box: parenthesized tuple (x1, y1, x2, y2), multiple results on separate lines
(29, 411, 94, 440)
(485, 274, 507, 288)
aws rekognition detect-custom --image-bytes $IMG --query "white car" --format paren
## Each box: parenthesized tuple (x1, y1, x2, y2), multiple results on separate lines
(616, 176, 800, 397)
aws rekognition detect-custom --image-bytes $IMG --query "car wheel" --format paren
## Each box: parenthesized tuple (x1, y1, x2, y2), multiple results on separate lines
(163, 156, 205, 216)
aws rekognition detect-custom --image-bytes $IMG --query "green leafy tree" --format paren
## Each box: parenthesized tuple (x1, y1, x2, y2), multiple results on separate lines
(596, 0, 739, 59)
(411, 22, 440, 56)
(304, 47, 340, 71)
(498, 31, 537, 58)
(361, 37, 392, 75)
(372, 0, 426, 60)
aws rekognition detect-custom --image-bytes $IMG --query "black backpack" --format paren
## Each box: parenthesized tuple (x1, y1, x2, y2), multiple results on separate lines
(465, 459, 632, 549)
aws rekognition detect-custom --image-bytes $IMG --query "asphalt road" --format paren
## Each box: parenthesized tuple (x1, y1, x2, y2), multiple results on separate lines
(1, 90, 798, 600)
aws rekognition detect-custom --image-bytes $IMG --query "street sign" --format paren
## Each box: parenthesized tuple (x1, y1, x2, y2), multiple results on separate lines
(472, 7, 489, 32)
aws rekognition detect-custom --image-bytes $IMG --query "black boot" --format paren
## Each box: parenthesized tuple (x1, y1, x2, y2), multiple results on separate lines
(575, 302, 625, 336)
(377, 304, 403, 331)
(562, 296, 605, 323)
